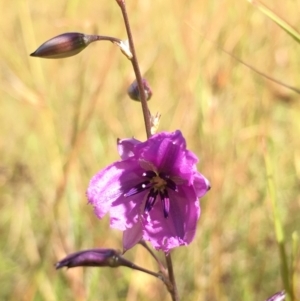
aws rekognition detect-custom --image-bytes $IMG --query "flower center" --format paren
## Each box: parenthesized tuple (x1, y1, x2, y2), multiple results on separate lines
(151, 175, 167, 190)
(124, 170, 178, 218)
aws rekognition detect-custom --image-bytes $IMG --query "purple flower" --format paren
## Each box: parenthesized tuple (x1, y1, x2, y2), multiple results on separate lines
(87, 130, 210, 253)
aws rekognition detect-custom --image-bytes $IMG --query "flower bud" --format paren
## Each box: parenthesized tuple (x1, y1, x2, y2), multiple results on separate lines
(127, 78, 152, 101)
(55, 248, 121, 269)
(265, 291, 285, 301)
(30, 32, 99, 59)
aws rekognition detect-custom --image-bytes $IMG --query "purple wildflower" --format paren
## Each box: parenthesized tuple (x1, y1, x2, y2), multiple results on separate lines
(87, 130, 210, 253)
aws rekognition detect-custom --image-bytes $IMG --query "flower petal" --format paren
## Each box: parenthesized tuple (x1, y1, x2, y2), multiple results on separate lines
(87, 159, 145, 230)
(109, 193, 145, 229)
(142, 185, 200, 252)
(147, 130, 187, 148)
(117, 137, 141, 159)
(134, 132, 199, 185)
(123, 222, 143, 252)
(193, 172, 211, 197)
(87, 130, 210, 252)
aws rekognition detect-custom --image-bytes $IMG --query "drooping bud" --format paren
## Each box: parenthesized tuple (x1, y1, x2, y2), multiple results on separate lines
(55, 248, 164, 280)
(127, 78, 152, 101)
(265, 291, 285, 301)
(55, 248, 121, 269)
(55, 248, 144, 271)
(30, 32, 102, 59)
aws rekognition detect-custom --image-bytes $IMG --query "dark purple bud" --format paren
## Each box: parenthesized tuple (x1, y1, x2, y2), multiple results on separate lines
(55, 248, 121, 269)
(30, 32, 101, 59)
(127, 78, 152, 101)
(265, 291, 285, 301)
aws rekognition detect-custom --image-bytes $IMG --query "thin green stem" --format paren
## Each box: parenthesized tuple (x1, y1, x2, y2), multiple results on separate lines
(116, 0, 152, 138)
(165, 252, 179, 301)
(92, 35, 122, 44)
(118, 252, 172, 291)
(121, 258, 163, 279)
(139, 240, 168, 275)
(263, 141, 293, 301)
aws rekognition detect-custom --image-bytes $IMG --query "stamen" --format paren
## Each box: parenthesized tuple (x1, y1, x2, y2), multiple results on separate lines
(166, 178, 178, 191)
(160, 190, 170, 218)
(124, 181, 151, 197)
(159, 173, 178, 191)
(125, 170, 178, 218)
(144, 189, 158, 213)
(142, 170, 157, 178)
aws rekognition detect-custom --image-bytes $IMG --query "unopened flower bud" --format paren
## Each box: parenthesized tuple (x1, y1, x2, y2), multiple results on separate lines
(55, 248, 121, 269)
(265, 291, 285, 301)
(127, 78, 152, 101)
(30, 32, 100, 59)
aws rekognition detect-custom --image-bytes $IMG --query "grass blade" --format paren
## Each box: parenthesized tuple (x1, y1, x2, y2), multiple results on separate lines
(249, 0, 300, 44)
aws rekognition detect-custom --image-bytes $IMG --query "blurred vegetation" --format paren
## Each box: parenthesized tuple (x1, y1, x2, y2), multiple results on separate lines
(0, 0, 299, 300)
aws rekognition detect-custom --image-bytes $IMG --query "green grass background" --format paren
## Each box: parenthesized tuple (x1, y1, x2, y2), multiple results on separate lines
(0, 0, 299, 300)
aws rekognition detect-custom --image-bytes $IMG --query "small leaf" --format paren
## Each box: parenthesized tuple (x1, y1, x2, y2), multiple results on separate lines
(114, 39, 133, 59)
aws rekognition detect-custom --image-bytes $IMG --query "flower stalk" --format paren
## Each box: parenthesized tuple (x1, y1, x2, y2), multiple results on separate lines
(116, 0, 152, 138)
(30, 2, 211, 301)
(114, 2, 183, 293)
(139, 240, 167, 275)
(165, 253, 179, 301)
